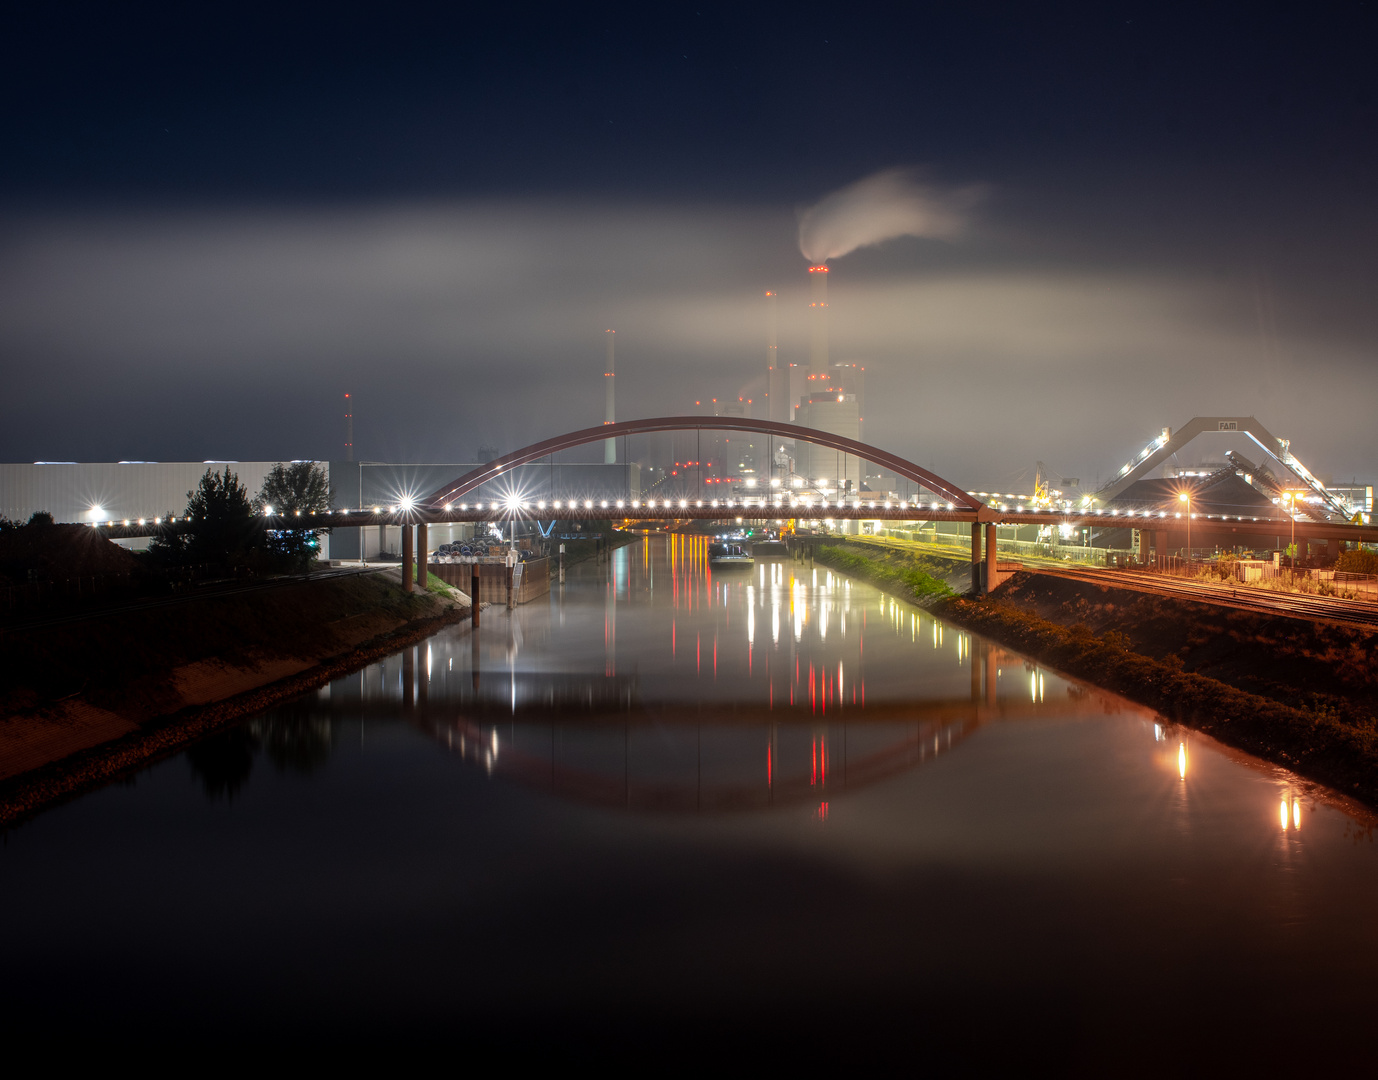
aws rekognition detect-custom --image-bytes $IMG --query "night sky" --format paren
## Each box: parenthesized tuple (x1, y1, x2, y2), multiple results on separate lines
(3, 4, 1376, 487)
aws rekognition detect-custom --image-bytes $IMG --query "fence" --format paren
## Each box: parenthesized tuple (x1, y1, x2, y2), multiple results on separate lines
(1136, 557, 1378, 601)
(875, 526, 1129, 568)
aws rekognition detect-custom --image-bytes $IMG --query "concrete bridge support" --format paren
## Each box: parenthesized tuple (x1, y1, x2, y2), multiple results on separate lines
(971, 522, 982, 593)
(416, 522, 428, 587)
(985, 523, 998, 595)
(401, 521, 414, 593)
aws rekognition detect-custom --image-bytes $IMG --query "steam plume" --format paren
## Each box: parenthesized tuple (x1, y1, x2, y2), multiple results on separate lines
(797, 167, 986, 263)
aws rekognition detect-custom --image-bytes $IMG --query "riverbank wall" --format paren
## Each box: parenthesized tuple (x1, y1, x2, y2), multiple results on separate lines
(0, 570, 470, 826)
(809, 542, 1378, 806)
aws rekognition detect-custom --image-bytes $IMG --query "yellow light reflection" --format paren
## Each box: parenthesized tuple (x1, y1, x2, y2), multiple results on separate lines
(1280, 798, 1290, 830)
(1293, 798, 1301, 830)
(1177, 742, 1186, 779)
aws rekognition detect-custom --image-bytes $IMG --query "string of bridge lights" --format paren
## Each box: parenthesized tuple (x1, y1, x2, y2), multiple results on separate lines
(83, 497, 1290, 527)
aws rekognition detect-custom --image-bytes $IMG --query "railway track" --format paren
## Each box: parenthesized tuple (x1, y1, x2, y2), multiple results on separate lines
(1027, 564, 1378, 629)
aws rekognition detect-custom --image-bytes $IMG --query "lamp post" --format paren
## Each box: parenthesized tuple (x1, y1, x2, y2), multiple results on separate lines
(1281, 491, 1297, 567)
(1178, 490, 1191, 572)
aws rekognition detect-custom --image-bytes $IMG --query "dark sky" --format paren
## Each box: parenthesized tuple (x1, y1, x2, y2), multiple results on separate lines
(3, 4, 1376, 487)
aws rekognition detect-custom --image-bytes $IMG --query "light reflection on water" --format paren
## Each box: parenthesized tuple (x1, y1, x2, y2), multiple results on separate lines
(1, 534, 1376, 1060)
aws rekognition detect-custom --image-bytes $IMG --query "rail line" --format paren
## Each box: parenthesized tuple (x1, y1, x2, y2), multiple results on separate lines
(1026, 564, 1378, 629)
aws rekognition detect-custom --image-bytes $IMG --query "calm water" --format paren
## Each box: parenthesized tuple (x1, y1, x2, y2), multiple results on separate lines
(3, 535, 1376, 1065)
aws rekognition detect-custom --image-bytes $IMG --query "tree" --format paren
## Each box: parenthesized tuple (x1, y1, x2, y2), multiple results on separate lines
(152, 467, 256, 567)
(255, 461, 332, 569)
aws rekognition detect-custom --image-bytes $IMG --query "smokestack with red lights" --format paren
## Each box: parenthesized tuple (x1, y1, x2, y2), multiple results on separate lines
(604, 329, 616, 464)
(344, 393, 353, 461)
(808, 265, 829, 378)
(765, 291, 780, 422)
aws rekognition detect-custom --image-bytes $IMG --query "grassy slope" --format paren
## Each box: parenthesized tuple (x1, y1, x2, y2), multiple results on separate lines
(0, 572, 467, 825)
(810, 540, 954, 602)
(1, 572, 455, 716)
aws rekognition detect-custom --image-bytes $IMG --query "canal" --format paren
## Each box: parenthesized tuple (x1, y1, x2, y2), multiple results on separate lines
(2, 535, 1375, 1065)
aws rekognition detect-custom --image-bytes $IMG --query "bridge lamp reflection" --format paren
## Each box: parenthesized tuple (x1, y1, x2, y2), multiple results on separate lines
(1178, 742, 1187, 779)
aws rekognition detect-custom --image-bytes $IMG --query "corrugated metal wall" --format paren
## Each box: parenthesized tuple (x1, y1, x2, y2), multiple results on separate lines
(0, 462, 304, 524)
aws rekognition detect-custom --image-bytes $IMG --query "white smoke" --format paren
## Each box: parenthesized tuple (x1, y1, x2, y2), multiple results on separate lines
(797, 167, 986, 263)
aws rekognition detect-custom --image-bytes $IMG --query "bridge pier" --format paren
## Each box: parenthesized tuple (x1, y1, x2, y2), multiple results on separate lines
(985, 523, 998, 595)
(401, 522, 414, 593)
(416, 522, 428, 587)
(971, 522, 982, 593)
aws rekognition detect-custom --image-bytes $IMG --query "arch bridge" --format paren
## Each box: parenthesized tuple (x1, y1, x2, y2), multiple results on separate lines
(89, 416, 1378, 593)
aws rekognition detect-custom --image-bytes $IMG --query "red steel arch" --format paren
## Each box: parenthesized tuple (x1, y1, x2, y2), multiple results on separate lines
(425, 416, 981, 510)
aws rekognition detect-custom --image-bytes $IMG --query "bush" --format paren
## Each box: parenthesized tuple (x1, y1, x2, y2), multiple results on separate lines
(1336, 548, 1378, 575)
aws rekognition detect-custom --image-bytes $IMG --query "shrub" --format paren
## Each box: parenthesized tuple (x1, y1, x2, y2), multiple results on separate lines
(1336, 548, 1378, 575)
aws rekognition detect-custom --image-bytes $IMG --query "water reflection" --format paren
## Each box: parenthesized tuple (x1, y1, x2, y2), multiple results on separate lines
(11, 534, 1378, 1061)
(186, 706, 334, 798)
(227, 536, 1128, 815)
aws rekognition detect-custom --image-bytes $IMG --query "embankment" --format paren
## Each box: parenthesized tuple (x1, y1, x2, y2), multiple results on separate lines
(812, 542, 1378, 805)
(0, 570, 469, 825)
(806, 537, 958, 598)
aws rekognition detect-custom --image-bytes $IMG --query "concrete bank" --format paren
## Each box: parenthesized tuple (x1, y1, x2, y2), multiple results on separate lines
(0, 569, 470, 827)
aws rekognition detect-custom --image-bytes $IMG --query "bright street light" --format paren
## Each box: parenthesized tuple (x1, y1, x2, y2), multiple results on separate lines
(1178, 490, 1191, 568)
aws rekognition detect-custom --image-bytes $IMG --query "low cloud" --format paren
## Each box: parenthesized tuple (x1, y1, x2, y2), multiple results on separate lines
(0, 199, 1371, 483)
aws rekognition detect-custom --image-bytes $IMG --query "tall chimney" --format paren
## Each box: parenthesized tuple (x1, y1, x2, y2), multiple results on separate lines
(765, 290, 780, 422)
(808, 265, 829, 378)
(604, 329, 616, 464)
(344, 392, 353, 461)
